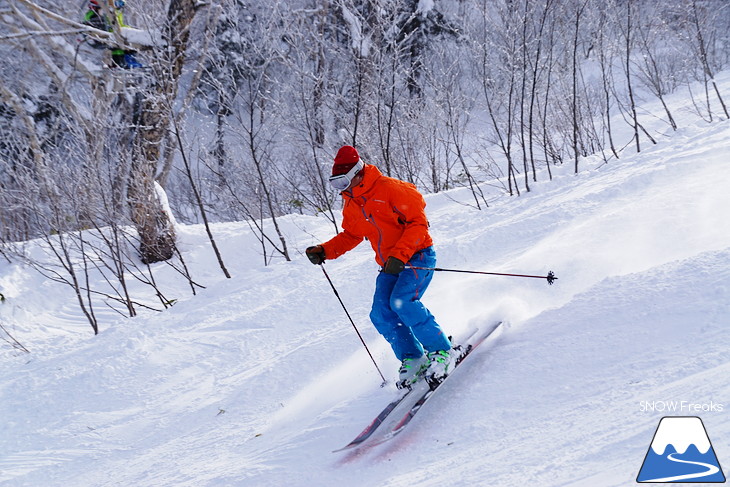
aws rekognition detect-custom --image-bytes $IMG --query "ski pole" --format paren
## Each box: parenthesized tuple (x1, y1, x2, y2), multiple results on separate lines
(319, 264, 387, 386)
(406, 266, 558, 285)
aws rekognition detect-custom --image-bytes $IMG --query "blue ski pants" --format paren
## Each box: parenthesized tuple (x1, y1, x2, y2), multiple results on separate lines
(369, 246, 451, 360)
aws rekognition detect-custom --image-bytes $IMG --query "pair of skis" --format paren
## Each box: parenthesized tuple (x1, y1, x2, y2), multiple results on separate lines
(334, 321, 503, 453)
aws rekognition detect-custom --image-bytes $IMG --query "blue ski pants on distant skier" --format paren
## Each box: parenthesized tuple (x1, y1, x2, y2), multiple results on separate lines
(369, 246, 452, 360)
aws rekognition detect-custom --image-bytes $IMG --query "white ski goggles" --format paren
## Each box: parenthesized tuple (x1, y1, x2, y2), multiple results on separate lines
(329, 160, 364, 191)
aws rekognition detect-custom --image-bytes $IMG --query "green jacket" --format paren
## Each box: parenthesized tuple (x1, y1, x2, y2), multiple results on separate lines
(83, 8, 128, 55)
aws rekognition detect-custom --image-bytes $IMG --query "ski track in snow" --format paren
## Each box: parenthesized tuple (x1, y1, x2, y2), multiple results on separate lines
(1, 74, 730, 486)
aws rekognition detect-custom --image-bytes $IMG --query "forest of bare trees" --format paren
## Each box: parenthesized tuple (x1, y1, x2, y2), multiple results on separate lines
(1, 0, 728, 333)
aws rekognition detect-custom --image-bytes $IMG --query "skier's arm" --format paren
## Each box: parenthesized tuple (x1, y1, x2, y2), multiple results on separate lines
(321, 229, 363, 261)
(388, 186, 430, 264)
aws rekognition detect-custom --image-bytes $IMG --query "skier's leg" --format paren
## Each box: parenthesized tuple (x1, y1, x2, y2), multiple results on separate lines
(370, 271, 424, 360)
(390, 247, 451, 352)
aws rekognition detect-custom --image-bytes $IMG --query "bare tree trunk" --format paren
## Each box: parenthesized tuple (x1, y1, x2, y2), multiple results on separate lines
(690, 0, 729, 119)
(519, 0, 530, 191)
(527, 0, 553, 181)
(237, 72, 291, 263)
(312, 3, 327, 147)
(624, 0, 641, 153)
(635, 15, 678, 131)
(171, 117, 231, 278)
(376, 54, 399, 177)
(129, 91, 176, 264)
(597, 14, 620, 160)
(541, 20, 557, 178)
(127, 0, 200, 264)
(572, 2, 587, 173)
(247, 127, 291, 263)
(445, 91, 486, 209)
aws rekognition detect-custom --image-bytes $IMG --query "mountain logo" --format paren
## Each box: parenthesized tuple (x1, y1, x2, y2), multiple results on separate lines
(637, 416, 726, 483)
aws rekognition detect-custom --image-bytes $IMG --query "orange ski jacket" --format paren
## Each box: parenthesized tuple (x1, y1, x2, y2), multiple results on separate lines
(322, 165, 433, 266)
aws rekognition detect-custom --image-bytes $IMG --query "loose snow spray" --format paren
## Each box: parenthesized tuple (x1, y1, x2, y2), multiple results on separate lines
(318, 263, 387, 386)
(318, 262, 558, 386)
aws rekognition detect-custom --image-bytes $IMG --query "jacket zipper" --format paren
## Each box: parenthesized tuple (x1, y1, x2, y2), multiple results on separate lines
(355, 196, 385, 263)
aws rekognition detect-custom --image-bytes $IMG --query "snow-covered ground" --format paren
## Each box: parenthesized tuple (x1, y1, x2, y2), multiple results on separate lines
(1, 77, 729, 486)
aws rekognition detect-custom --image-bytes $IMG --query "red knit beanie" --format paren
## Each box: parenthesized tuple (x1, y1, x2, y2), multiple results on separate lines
(332, 146, 360, 176)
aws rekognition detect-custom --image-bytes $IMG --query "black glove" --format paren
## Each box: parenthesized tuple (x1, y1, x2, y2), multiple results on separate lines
(382, 256, 405, 275)
(306, 245, 325, 265)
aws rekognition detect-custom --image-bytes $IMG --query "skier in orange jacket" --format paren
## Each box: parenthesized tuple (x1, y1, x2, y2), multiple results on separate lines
(307, 146, 454, 389)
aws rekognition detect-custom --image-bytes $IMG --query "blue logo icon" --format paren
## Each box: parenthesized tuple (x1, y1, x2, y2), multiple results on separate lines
(637, 416, 726, 483)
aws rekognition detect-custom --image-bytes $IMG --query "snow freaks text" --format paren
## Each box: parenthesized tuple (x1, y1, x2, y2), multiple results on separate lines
(639, 401, 724, 413)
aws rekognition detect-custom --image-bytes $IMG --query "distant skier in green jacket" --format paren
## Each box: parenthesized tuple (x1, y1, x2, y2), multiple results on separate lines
(82, 0, 142, 69)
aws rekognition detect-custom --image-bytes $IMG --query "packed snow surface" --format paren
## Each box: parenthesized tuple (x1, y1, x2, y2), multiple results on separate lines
(1, 79, 729, 486)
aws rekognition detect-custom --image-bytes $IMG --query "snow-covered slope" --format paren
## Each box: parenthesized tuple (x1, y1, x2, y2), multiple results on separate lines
(1, 90, 729, 486)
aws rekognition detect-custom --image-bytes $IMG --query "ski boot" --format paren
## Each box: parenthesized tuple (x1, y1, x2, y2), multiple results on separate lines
(424, 348, 458, 389)
(396, 355, 429, 390)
